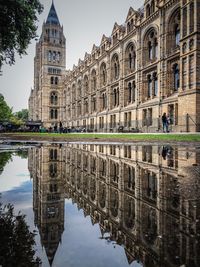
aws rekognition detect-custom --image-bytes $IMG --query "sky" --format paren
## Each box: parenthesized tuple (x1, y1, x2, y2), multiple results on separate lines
(0, 0, 143, 112)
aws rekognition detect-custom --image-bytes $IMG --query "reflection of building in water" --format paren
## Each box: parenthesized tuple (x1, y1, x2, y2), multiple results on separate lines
(29, 143, 200, 267)
(29, 145, 65, 266)
(62, 144, 200, 267)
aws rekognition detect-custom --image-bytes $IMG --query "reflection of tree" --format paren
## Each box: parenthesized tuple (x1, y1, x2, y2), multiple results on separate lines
(0, 203, 40, 267)
(0, 151, 12, 175)
(15, 150, 28, 159)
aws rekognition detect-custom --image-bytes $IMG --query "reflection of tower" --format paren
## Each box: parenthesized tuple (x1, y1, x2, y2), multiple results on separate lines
(31, 145, 65, 266)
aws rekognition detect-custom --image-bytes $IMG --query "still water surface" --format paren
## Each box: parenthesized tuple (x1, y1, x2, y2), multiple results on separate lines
(0, 143, 200, 267)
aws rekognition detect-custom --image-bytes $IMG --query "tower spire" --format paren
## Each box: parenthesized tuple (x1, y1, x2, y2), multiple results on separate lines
(46, 0, 60, 25)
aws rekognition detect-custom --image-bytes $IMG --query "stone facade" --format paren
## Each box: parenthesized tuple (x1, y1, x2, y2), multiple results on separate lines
(29, 0, 200, 132)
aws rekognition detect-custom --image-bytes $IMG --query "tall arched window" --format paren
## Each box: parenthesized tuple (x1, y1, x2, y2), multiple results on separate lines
(167, 9, 180, 52)
(50, 92, 58, 105)
(175, 24, 180, 46)
(77, 80, 82, 98)
(173, 64, 179, 91)
(146, 4, 150, 17)
(91, 69, 97, 91)
(147, 75, 152, 97)
(111, 54, 120, 80)
(100, 62, 107, 87)
(55, 77, 58, 85)
(72, 84, 76, 102)
(148, 41, 153, 60)
(84, 75, 89, 95)
(113, 88, 119, 107)
(102, 92, 107, 109)
(153, 73, 158, 96)
(190, 2, 194, 33)
(145, 30, 158, 62)
(151, 0, 155, 13)
(128, 82, 132, 103)
(125, 43, 136, 74)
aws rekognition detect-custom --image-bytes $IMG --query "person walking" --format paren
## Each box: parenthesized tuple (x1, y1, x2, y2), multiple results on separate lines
(162, 113, 168, 133)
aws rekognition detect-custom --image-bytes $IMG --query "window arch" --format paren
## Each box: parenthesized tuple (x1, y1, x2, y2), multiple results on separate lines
(167, 9, 181, 52)
(91, 69, 97, 92)
(111, 54, 120, 81)
(125, 43, 136, 74)
(100, 62, 107, 87)
(144, 28, 158, 63)
(50, 92, 58, 105)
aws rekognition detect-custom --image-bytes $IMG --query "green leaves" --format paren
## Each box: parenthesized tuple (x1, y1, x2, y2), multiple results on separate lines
(0, 94, 12, 121)
(0, 202, 41, 266)
(0, 0, 43, 68)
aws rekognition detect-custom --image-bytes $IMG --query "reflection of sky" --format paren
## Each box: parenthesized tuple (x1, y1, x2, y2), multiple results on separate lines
(53, 201, 131, 267)
(0, 151, 143, 267)
(0, 155, 30, 192)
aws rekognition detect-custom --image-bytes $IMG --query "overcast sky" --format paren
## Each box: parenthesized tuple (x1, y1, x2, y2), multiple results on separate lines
(0, 0, 143, 112)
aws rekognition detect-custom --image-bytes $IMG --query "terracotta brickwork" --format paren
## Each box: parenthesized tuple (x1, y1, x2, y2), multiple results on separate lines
(29, 0, 200, 132)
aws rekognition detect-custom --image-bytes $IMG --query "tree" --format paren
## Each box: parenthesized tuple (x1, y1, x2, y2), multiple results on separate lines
(0, 151, 12, 175)
(14, 109, 29, 122)
(0, 0, 43, 69)
(0, 203, 41, 267)
(0, 94, 12, 121)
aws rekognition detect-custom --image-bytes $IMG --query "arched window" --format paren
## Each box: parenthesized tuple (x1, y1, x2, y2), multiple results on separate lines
(55, 77, 58, 85)
(148, 41, 153, 60)
(113, 88, 119, 107)
(50, 92, 58, 105)
(190, 2, 194, 33)
(48, 50, 52, 61)
(51, 77, 54, 85)
(128, 82, 132, 103)
(173, 64, 179, 91)
(91, 69, 97, 91)
(102, 92, 107, 109)
(50, 109, 58, 119)
(144, 29, 158, 63)
(100, 62, 107, 87)
(111, 54, 120, 80)
(72, 84, 76, 102)
(167, 10, 180, 52)
(125, 43, 136, 74)
(146, 4, 150, 17)
(84, 75, 89, 95)
(151, 0, 155, 13)
(175, 24, 180, 46)
(147, 75, 152, 97)
(77, 80, 82, 98)
(153, 73, 158, 96)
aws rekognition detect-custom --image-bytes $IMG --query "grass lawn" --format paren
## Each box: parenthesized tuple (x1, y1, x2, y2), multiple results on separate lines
(2, 132, 200, 142)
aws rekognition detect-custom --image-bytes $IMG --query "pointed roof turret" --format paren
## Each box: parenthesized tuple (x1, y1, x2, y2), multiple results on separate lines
(46, 1, 60, 25)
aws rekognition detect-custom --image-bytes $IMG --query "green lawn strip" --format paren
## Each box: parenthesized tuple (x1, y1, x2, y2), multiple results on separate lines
(3, 132, 200, 142)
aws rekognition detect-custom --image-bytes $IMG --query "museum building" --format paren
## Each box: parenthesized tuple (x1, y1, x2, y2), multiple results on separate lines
(29, 0, 200, 132)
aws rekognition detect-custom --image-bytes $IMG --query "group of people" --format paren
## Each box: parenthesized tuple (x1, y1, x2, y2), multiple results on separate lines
(161, 113, 172, 133)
